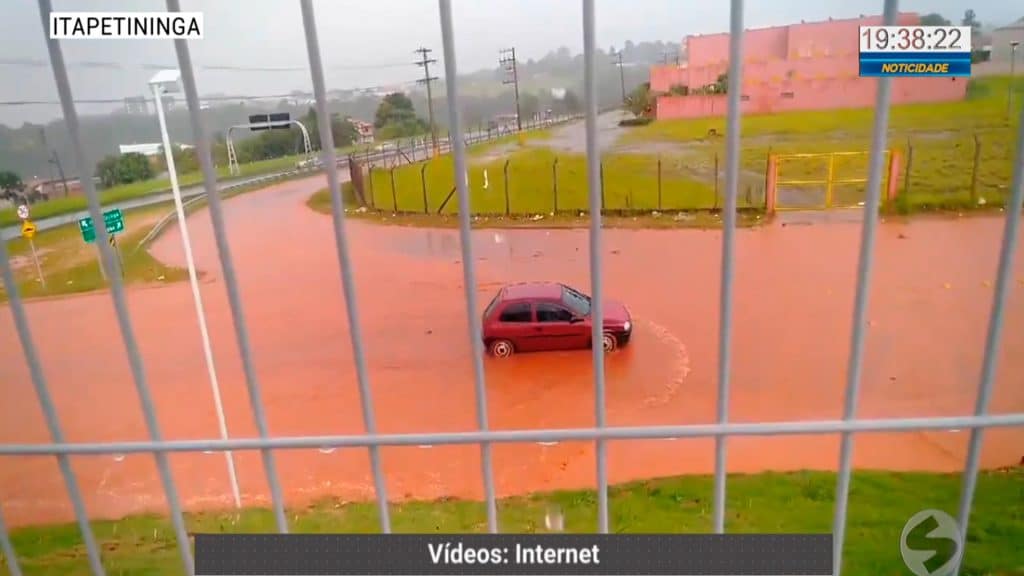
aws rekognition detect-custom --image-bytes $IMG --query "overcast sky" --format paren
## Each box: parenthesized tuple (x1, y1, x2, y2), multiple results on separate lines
(0, 0, 1015, 126)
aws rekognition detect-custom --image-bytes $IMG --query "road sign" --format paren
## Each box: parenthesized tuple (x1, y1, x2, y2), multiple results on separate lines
(16, 204, 30, 220)
(248, 113, 290, 131)
(78, 209, 125, 243)
(21, 219, 37, 239)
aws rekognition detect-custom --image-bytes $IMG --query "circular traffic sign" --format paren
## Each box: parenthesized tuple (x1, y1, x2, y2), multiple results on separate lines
(16, 204, 30, 220)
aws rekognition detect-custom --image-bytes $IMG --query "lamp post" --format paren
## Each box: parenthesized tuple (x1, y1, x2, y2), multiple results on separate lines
(1010, 41, 1020, 119)
(150, 69, 241, 508)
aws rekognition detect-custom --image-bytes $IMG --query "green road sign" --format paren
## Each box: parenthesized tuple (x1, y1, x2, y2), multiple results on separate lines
(79, 209, 125, 243)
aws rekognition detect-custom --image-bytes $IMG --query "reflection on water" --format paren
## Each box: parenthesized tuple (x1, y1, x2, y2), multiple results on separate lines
(390, 228, 530, 264)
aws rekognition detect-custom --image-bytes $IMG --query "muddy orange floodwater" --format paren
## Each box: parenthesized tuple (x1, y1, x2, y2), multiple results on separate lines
(1, 174, 1022, 527)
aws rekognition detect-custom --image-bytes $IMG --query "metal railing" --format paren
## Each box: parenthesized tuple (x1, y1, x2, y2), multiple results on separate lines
(0, 1, 1022, 576)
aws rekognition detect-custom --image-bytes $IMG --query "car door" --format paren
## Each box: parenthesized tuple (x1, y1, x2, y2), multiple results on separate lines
(495, 301, 537, 351)
(534, 301, 589, 350)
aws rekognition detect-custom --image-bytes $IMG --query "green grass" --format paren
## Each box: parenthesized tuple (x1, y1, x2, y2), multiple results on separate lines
(2, 469, 1021, 575)
(619, 76, 1024, 213)
(625, 76, 1023, 143)
(1, 202, 187, 302)
(0, 153, 310, 228)
(352, 77, 1020, 216)
(365, 148, 721, 215)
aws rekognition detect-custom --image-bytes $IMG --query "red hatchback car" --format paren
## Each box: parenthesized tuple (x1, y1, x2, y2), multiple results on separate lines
(481, 282, 633, 358)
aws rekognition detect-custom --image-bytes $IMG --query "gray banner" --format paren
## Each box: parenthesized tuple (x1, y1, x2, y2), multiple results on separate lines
(194, 534, 831, 575)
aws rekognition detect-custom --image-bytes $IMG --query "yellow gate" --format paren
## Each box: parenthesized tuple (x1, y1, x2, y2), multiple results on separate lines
(772, 150, 892, 211)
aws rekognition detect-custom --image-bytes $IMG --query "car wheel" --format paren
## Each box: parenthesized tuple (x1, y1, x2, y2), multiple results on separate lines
(602, 333, 618, 353)
(489, 339, 514, 358)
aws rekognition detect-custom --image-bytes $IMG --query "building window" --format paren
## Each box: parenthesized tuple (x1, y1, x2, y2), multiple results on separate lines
(741, 95, 750, 101)
(780, 91, 795, 99)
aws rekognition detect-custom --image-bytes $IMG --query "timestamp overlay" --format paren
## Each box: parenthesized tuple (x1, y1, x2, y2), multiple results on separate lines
(194, 534, 831, 575)
(859, 26, 973, 77)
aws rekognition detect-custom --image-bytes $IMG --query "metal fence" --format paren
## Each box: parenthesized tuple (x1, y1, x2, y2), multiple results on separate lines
(0, 0, 1023, 575)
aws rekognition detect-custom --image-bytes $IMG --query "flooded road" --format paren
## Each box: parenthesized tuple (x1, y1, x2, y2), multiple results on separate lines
(1, 173, 1022, 527)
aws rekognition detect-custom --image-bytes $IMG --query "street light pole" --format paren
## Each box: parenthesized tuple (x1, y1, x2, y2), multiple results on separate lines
(150, 73, 241, 509)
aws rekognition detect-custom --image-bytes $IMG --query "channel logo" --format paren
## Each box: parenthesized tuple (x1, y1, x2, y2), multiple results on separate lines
(900, 509, 963, 576)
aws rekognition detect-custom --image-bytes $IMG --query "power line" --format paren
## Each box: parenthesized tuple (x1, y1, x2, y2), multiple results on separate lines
(0, 80, 422, 107)
(0, 58, 416, 72)
(414, 47, 440, 155)
(499, 48, 522, 131)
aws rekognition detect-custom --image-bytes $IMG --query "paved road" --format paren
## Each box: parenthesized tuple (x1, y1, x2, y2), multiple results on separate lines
(1, 170, 1022, 527)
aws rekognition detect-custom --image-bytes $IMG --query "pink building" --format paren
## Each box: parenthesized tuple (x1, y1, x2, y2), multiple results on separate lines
(651, 13, 968, 119)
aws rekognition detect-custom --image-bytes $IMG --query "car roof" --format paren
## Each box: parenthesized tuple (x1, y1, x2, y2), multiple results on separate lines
(500, 282, 565, 301)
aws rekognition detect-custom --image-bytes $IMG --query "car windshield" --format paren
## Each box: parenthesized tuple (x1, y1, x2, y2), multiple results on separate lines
(561, 285, 591, 316)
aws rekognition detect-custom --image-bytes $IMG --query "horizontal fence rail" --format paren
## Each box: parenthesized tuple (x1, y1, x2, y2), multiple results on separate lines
(1, 0, 1022, 576)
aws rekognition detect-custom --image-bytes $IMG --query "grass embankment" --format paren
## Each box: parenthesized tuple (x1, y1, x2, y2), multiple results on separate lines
(2, 169, 318, 302)
(1, 202, 188, 303)
(0, 153, 312, 228)
(625, 76, 1024, 212)
(2, 470, 1021, 575)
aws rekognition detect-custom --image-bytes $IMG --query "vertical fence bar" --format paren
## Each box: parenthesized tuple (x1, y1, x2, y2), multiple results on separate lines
(421, 163, 430, 214)
(553, 157, 559, 213)
(503, 159, 511, 216)
(904, 139, 914, 200)
(0, 504, 21, 576)
(954, 102, 1024, 576)
(0, 239, 104, 575)
(438, 0, 499, 533)
(970, 134, 981, 203)
(712, 0, 745, 535)
(299, 0, 393, 534)
(831, 1, 898, 573)
(37, 1, 195, 572)
(390, 168, 399, 212)
(167, 0, 288, 535)
(714, 152, 720, 210)
(657, 155, 662, 210)
(582, 0, 609, 534)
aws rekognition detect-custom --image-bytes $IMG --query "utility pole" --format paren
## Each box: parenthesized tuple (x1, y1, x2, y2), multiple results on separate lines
(414, 47, 440, 156)
(38, 126, 68, 197)
(499, 48, 522, 131)
(614, 50, 626, 103)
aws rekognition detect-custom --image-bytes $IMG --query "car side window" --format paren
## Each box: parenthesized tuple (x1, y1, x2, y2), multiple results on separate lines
(536, 302, 574, 323)
(499, 302, 532, 323)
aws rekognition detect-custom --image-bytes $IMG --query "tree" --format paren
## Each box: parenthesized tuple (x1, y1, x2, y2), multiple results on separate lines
(373, 92, 428, 139)
(562, 90, 582, 113)
(714, 73, 729, 94)
(156, 145, 199, 174)
(961, 9, 979, 29)
(0, 170, 21, 193)
(300, 107, 360, 149)
(520, 92, 541, 121)
(920, 13, 951, 26)
(374, 92, 417, 128)
(961, 9, 982, 56)
(95, 152, 153, 188)
(625, 82, 656, 118)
